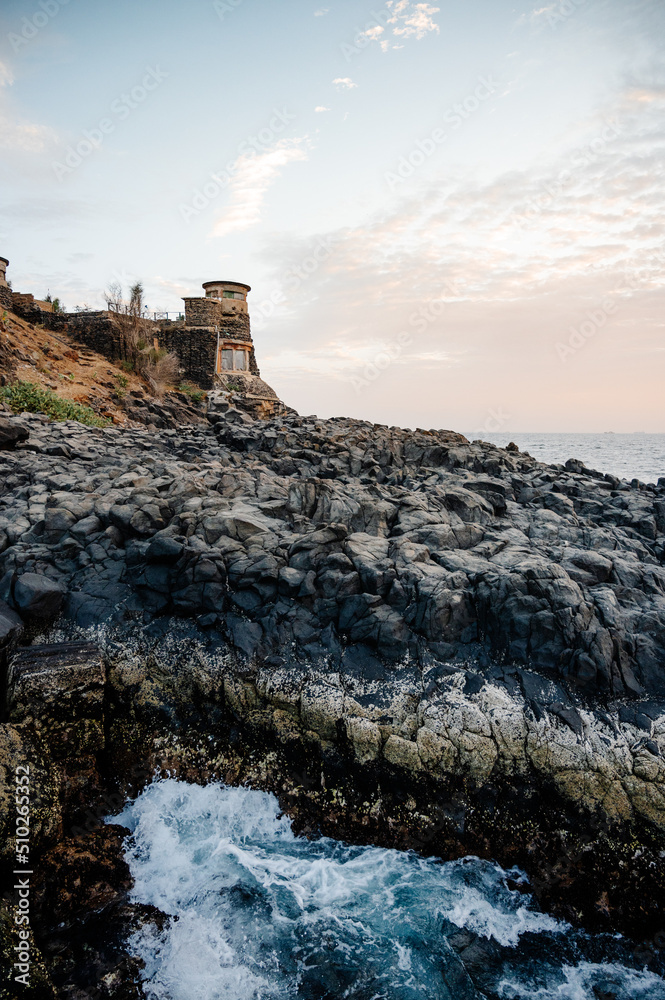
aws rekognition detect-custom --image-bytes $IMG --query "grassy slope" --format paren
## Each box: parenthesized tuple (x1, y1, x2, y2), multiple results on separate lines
(0, 310, 170, 425)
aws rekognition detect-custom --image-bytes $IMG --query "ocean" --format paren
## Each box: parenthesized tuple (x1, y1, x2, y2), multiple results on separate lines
(112, 780, 665, 1000)
(464, 433, 665, 486)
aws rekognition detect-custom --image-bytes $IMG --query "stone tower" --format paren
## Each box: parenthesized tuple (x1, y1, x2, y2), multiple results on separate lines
(169, 278, 283, 417)
(0, 256, 11, 310)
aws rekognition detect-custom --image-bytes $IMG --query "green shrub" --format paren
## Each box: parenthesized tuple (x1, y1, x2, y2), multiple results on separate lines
(120, 360, 134, 373)
(0, 381, 110, 428)
(178, 381, 206, 403)
(114, 372, 129, 389)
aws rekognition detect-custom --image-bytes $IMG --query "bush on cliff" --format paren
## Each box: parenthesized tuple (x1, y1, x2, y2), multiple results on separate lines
(0, 380, 110, 427)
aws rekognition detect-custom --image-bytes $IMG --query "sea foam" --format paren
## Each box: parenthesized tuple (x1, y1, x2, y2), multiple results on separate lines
(111, 779, 665, 1000)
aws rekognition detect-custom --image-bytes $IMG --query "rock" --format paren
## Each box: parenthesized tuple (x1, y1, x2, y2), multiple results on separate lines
(0, 598, 23, 651)
(13, 572, 67, 619)
(345, 716, 382, 763)
(383, 734, 422, 771)
(43, 505, 78, 542)
(7, 642, 104, 727)
(146, 533, 184, 562)
(0, 416, 29, 450)
(0, 722, 62, 862)
(0, 392, 664, 948)
(562, 548, 613, 585)
(71, 514, 103, 538)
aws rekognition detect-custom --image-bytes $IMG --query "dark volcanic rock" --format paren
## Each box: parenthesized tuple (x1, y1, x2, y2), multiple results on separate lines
(13, 572, 67, 619)
(0, 598, 23, 650)
(0, 411, 663, 706)
(0, 416, 28, 450)
(0, 409, 664, 957)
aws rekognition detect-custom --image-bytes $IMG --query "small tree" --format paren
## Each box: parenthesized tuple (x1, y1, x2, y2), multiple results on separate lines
(105, 281, 123, 312)
(129, 282, 144, 318)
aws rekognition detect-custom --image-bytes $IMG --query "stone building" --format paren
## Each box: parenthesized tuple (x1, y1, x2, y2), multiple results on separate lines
(0, 256, 11, 311)
(0, 257, 285, 417)
(161, 279, 282, 415)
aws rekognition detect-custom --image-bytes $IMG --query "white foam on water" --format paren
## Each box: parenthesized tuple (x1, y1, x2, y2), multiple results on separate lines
(109, 780, 665, 1000)
(445, 885, 563, 948)
(128, 914, 272, 1000)
(497, 961, 665, 1000)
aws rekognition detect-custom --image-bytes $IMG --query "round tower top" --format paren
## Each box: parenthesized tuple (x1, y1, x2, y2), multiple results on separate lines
(202, 280, 251, 295)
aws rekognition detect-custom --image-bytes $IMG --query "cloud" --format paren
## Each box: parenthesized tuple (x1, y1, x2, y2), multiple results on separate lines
(333, 77, 357, 90)
(254, 81, 665, 429)
(519, 4, 558, 25)
(263, 340, 452, 380)
(387, 1, 440, 39)
(211, 138, 309, 238)
(362, 2, 440, 51)
(314, 7, 329, 15)
(0, 59, 59, 154)
(0, 115, 58, 153)
(314, 106, 331, 113)
(0, 61, 14, 88)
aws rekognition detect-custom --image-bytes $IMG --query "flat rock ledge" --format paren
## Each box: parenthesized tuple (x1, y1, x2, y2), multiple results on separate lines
(0, 409, 664, 994)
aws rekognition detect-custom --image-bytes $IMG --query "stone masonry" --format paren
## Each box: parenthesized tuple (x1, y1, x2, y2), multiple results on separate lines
(0, 257, 12, 311)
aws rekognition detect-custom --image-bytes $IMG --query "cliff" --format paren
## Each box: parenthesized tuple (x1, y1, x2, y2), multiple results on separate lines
(0, 403, 664, 995)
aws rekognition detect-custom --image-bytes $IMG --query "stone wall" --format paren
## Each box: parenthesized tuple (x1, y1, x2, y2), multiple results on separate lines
(183, 297, 220, 328)
(170, 307, 260, 384)
(0, 285, 11, 311)
(217, 313, 259, 375)
(66, 312, 133, 361)
(218, 311, 251, 343)
(159, 324, 218, 389)
(11, 293, 69, 331)
(6, 289, 261, 390)
(11, 292, 47, 323)
(65, 313, 221, 389)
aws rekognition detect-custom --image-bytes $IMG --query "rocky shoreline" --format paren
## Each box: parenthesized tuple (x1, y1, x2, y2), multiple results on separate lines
(1, 406, 664, 996)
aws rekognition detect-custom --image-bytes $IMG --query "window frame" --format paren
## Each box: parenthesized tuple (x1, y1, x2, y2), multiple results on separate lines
(217, 342, 250, 374)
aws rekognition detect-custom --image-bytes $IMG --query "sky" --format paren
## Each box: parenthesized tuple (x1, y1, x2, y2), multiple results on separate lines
(0, 0, 663, 432)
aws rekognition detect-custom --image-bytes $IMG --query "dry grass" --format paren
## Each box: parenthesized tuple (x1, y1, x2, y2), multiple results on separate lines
(111, 313, 182, 396)
(0, 311, 152, 424)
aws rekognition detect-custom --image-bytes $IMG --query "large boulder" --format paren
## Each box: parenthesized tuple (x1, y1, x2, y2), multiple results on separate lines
(0, 417, 28, 450)
(13, 573, 67, 619)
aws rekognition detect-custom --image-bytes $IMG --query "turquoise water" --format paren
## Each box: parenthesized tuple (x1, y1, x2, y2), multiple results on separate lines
(112, 780, 665, 1000)
(465, 433, 665, 485)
